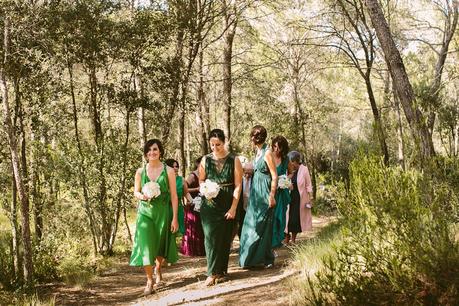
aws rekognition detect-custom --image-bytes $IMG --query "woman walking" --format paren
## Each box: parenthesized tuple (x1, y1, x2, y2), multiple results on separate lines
(239, 125, 278, 268)
(199, 129, 243, 286)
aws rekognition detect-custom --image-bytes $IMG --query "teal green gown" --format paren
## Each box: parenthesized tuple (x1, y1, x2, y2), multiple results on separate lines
(239, 143, 275, 267)
(176, 176, 185, 235)
(272, 158, 291, 248)
(130, 164, 178, 266)
(200, 153, 236, 276)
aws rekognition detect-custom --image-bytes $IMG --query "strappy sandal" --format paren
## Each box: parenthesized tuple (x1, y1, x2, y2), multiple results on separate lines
(143, 280, 154, 295)
(205, 275, 217, 287)
(154, 266, 163, 288)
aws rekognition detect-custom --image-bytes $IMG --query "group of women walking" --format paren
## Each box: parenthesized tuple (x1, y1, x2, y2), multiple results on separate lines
(129, 125, 313, 295)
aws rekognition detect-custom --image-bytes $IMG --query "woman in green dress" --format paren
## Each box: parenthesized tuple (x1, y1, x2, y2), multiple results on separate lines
(271, 136, 291, 249)
(130, 139, 179, 295)
(165, 158, 192, 235)
(239, 125, 278, 268)
(199, 129, 243, 286)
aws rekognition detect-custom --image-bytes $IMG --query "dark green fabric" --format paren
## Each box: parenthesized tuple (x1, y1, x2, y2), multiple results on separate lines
(130, 164, 178, 266)
(272, 158, 291, 248)
(239, 143, 275, 267)
(176, 175, 185, 235)
(200, 153, 236, 276)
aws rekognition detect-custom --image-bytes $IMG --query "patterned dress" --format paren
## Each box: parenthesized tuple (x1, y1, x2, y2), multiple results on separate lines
(180, 171, 206, 256)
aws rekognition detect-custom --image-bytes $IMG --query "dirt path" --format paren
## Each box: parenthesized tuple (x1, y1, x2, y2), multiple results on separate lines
(42, 216, 332, 305)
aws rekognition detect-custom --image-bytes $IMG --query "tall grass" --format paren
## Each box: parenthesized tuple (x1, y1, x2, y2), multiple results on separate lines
(288, 220, 343, 305)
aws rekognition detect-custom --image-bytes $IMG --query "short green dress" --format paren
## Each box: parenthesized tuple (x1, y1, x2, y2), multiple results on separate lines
(200, 153, 236, 276)
(239, 143, 275, 267)
(130, 164, 178, 266)
(176, 176, 185, 235)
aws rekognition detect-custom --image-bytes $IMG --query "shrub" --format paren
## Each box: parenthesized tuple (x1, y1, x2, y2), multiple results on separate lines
(308, 156, 459, 305)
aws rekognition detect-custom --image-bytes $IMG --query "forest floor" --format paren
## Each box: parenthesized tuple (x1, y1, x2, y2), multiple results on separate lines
(18, 216, 334, 306)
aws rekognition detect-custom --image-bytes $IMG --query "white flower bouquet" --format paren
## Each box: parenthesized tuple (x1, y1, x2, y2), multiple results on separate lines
(278, 174, 292, 189)
(199, 179, 220, 205)
(192, 196, 202, 212)
(142, 181, 161, 201)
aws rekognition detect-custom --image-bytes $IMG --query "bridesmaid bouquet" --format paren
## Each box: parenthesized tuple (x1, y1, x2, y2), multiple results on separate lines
(192, 196, 202, 212)
(278, 174, 292, 189)
(199, 179, 220, 205)
(142, 181, 161, 201)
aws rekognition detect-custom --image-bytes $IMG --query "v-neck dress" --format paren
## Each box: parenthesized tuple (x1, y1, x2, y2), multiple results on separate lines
(130, 164, 178, 266)
(239, 143, 275, 267)
(200, 153, 236, 276)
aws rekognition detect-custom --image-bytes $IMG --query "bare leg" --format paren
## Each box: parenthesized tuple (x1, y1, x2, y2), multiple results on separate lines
(284, 233, 290, 244)
(143, 265, 154, 295)
(155, 257, 164, 285)
(291, 233, 297, 244)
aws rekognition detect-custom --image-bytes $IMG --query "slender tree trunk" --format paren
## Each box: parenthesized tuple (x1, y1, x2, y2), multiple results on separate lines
(30, 126, 43, 242)
(162, 29, 184, 143)
(109, 108, 131, 252)
(68, 60, 99, 255)
(197, 48, 208, 155)
(88, 67, 109, 253)
(428, 0, 458, 131)
(365, 77, 389, 164)
(10, 178, 20, 280)
(222, 2, 237, 149)
(0, 17, 33, 285)
(365, 0, 435, 162)
(393, 85, 405, 170)
(135, 74, 146, 148)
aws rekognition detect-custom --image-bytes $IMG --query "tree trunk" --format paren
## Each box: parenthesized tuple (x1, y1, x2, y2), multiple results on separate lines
(0, 17, 33, 285)
(88, 67, 109, 253)
(10, 178, 20, 280)
(222, 1, 237, 149)
(365, 77, 389, 164)
(68, 60, 99, 255)
(197, 48, 209, 155)
(365, 0, 435, 162)
(109, 107, 131, 253)
(135, 73, 146, 148)
(428, 0, 458, 131)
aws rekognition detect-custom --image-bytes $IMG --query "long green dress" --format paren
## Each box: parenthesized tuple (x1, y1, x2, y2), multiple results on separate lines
(272, 158, 291, 248)
(239, 143, 275, 267)
(130, 164, 178, 266)
(176, 176, 185, 235)
(200, 153, 236, 276)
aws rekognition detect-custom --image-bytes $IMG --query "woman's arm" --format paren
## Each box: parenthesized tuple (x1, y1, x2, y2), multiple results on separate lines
(265, 149, 278, 208)
(167, 167, 179, 232)
(198, 156, 207, 183)
(134, 168, 149, 201)
(183, 181, 193, 204)
(303, 165, 313, 204)
(225, 157, 243, 219)
(185, 172, 200, 194)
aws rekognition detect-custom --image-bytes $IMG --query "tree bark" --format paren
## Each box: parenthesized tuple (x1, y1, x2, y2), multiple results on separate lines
(428, 0, 459, 131)
(365, 77, 389, 164)
(222, 0, 237, 149)
(68, 60, 99, 255)
(109, 107, 131, 253)
(0, 17, 33, 285)
(365, 0, 435, 161)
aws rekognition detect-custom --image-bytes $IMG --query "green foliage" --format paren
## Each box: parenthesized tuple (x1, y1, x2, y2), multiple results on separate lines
(0, 232, 16, 290)
(308, 156, 459, 305)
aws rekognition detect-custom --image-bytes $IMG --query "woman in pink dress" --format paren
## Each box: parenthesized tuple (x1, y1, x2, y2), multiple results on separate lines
(180, 157, 206, 256)
(285, 151, 313, 244)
